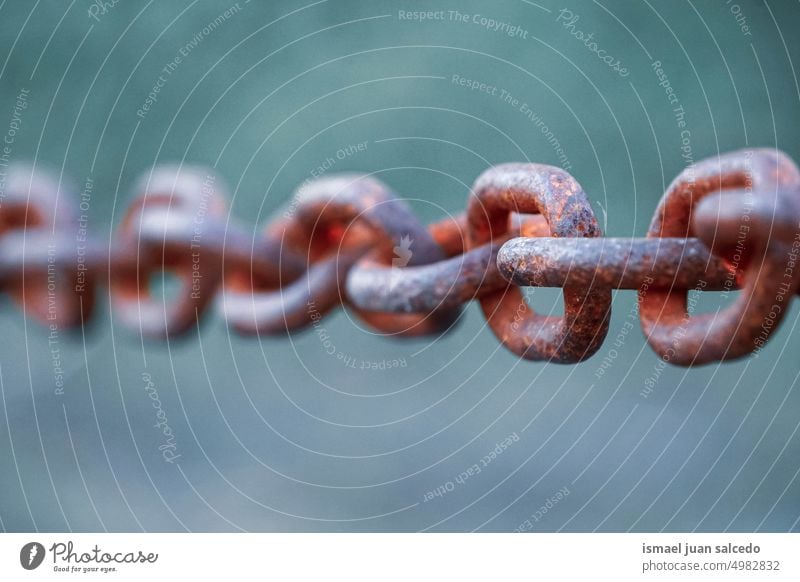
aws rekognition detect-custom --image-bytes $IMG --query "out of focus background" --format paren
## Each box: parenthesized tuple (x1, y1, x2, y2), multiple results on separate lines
(0, 0, 798, 532)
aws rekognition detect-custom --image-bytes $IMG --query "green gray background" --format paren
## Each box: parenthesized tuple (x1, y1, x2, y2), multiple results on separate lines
(0, 0, 798, 531)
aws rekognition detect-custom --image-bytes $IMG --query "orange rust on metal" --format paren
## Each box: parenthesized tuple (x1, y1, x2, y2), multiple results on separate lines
(638, 149, 800, 365)
(346, 213, 546, 314)
(466, 163, 612, 363)
(3, 148, 799, 366)
(498, 237, 734, 290)
(109, 166, 229, 337)
(0, 166, 92, 327)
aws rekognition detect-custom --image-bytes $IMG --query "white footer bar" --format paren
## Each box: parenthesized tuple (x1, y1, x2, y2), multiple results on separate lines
(1, 533, 796, 581)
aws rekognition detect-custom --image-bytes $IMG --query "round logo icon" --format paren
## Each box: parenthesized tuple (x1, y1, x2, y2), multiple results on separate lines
(20, 542, 45, 570)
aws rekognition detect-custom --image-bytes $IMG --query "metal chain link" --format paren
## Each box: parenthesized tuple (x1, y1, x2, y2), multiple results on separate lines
(3, 148, 798, 366)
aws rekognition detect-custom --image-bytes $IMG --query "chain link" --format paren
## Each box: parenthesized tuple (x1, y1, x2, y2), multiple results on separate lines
(2, 148, 798, 366)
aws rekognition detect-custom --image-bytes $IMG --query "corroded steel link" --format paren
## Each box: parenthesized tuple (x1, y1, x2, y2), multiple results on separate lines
(467, 163, 612, 363)
(498, 237, 734, 290)
(346, 214, 548, 313)
(220, 176, 382, 334)
(286, 174, 461, 336)
(1, 165, 91, 327)
(221, 174, 461, 335)
(2, 149, 800, 367)
(109, 166, 230, 337)
(221, 248, 369, 334)
(637, 149, 800, 365)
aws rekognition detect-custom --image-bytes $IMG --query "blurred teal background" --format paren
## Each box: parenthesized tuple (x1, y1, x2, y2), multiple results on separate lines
(0, 0, 798, 531)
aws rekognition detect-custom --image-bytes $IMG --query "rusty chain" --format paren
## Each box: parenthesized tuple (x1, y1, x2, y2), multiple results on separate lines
(2, 148, 799, 366)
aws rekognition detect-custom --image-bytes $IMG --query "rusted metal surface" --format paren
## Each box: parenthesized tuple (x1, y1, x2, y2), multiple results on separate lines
(3, 148, 800, 366)
(222, 174, 461, 336)
(638, 149, 800, 365)
(498, 237, 733, 290)
(346, 213, 546, 313)
(1, 165, 90, 327)
(109, 166, 229, 337)
(466, 163, 612, 363)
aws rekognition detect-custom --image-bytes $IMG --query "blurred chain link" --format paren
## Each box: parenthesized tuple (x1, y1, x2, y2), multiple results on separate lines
(2, 148, 798, 366)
